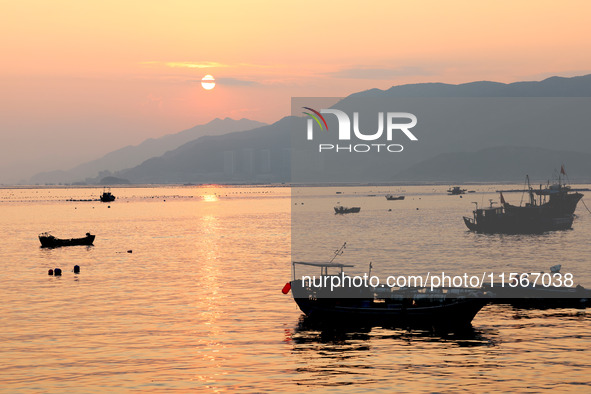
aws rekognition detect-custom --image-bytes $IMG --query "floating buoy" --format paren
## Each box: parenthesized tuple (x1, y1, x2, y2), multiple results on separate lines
(108, 205, 111, 208)
(48, 269, 54, 275)
(73, 265, 80, 274)
(54, 268, 62, 276)
(416, 208, 419, 210)
(282, 282, 292, 294)
(127, 250, 132, 253)
(388, 209, 392, 212)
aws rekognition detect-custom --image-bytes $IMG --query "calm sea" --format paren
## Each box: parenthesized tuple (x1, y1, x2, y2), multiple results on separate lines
(1, 185, 590, 392)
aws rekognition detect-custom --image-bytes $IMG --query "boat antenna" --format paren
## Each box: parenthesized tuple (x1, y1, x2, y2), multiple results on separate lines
(329, 242, 347, 263)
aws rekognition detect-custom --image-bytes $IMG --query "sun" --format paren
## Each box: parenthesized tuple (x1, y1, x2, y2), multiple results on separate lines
(201, 74, 216, 90)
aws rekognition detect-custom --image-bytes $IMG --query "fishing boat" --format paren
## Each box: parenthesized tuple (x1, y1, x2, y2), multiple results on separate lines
(334, 206, 361, 214)
(485, 266, 591, 309)
(39, 232, 95, 248)
(100, 188, 116, 202)
(448, 186, 467, 195)
(283, 245, 490, 328)
(385, 195, 405, 200)
(464, 167, 583, 234)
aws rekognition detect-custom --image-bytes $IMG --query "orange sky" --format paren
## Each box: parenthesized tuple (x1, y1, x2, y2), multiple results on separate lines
(1, 0, 590, 182)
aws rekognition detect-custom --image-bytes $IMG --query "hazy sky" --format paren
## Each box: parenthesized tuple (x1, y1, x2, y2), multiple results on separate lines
(1, 1, 590, 183)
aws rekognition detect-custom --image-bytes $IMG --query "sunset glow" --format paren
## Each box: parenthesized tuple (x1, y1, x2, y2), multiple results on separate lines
(1, 0, 591, 183)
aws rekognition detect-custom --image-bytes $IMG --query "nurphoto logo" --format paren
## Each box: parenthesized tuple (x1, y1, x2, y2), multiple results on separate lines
(303, 107, 418, 153)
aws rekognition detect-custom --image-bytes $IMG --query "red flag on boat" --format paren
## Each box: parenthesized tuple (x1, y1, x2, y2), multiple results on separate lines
(500, 192, 506, 205)
(560, 165, 566, 175)
(282, 282, 291, 294)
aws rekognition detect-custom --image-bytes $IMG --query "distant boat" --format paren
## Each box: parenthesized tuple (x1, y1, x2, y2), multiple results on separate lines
(286, 259, 490, 328)
(385, 195, 405, 200)
(334, 206, 361, 214)
(463, 169, 583, 234)
(39, 232, 95, 248)
(100, 188, 116, 202)
(447, 186, 466, 195)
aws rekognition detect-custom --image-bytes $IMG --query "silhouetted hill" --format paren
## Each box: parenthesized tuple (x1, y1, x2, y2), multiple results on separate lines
(393, 146, 591, 183)
(35, 73, 591, 184)
(116, 117, 294, 183)
(30, 118, 266, 184)
(347, 74, 591, 99)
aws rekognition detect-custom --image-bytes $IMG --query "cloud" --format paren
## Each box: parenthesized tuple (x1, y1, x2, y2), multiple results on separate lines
(216, 77, 260, 86)
(187, 77, 260, 86)
(141, 61, 273, 70)
(141, 61, 229, 69)
(328, 66, 432, 79)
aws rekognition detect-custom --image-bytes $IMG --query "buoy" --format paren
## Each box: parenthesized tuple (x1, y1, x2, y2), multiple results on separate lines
(127, 250, 132, 253)
(108, 205, 111, 208)
(54, 268, 62, 276)
(73, 265, 80, 274)
(282, 282, 292, 294)
(48, 269, 54, 275)
(416, 208, 419, 210)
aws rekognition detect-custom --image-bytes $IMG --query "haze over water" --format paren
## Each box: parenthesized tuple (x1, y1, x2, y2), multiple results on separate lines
(1, 186, 590, 392)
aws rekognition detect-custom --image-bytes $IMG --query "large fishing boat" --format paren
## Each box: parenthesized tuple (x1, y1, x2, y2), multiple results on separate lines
(448, 186, 467, 195)
(464, 167, 583, 234)
(100, 188, 116, 202)
(283, 244, 491, 328)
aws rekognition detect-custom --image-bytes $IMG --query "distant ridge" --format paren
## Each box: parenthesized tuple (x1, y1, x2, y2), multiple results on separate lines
(393, 146, 591, 183)
(347, 74, 591, 100)
(114, 73, 591, 184)
(115, 117, 295, 184)
(30, 117, 267, 184)
(30, 73, 591, 185)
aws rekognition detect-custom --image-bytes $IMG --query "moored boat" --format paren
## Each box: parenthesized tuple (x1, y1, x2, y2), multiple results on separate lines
(39, 232, 95, 248)
(284, 254, 490, 328)
(464, 168, 583, 234)
(448, 186, 466, 195)
(334, 206, 361, 214)
(484, 266, 591, 309)
(100, 188, 116, 202)
(385, 195, 405, 200)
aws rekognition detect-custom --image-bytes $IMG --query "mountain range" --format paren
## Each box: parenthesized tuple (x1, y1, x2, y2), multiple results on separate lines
(30, 74, 591, 185)
(30, 118, 266, 184)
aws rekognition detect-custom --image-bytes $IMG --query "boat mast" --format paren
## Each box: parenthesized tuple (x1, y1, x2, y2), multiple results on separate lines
(329, 242, 347, 263)
(526, 175, 535, 206)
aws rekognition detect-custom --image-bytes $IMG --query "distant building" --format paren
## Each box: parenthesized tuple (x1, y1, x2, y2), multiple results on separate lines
(241, 148, 254, 177)
(223, 151, 236, 177)
(258, 149, 271, 174)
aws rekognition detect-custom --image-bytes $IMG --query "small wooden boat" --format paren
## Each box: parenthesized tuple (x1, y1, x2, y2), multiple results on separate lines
(39, 232, 95, 248)
(334, 206, 361, 214)
(385, 195, 405, 200)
